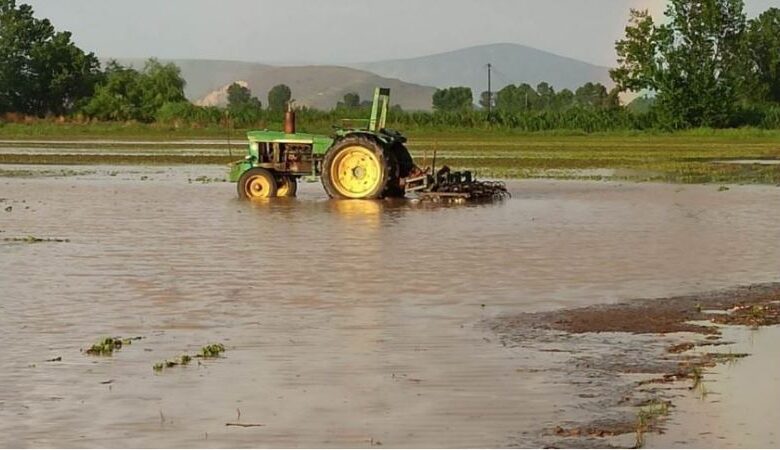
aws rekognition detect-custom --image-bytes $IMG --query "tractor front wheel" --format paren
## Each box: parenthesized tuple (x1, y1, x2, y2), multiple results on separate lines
(321, 137, 390, 199)
(238, 167, 278, 200)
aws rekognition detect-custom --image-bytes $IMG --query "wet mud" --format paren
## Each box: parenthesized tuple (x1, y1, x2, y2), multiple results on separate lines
(490, 283, 780, 447)
(495, 283, 780, 336)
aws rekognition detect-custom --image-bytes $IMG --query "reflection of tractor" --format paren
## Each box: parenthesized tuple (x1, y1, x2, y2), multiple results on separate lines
(229, 88, 507, 201)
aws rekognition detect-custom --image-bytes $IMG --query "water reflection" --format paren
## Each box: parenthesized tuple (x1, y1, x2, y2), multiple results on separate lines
(328, 199, 384, 227)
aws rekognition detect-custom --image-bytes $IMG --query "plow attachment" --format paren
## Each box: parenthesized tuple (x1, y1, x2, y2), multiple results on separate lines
(404, 166, 509, 202)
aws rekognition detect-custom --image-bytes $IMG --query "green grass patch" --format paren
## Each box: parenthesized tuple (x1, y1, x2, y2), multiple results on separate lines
(1, 123, 780, 184)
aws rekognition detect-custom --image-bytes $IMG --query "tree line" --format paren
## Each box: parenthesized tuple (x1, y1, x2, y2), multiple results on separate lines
(1, 0, 779, 131)
(431, 82, 619, 113)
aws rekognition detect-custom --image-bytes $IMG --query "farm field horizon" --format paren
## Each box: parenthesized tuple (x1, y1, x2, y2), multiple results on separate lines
(2, 127, 779, 185)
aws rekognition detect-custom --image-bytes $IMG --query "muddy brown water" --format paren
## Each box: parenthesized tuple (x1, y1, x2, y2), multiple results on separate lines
(1, 165, 779, 447)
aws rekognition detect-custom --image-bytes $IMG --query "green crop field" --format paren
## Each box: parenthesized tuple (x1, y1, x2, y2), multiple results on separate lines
(1, 123, 779, 185)
(410, 130, 780, 184)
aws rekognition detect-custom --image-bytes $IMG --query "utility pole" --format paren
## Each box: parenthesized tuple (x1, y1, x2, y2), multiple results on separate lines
(486, 63, 492, 121)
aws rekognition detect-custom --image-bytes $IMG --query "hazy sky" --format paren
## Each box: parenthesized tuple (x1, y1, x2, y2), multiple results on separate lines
(25, 0, 779, 67)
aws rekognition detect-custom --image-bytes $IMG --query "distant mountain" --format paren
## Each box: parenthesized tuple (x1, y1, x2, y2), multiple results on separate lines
(349, 43, 613, 97)
(108, 59, 436, 111)
(107, 43, 613, 110)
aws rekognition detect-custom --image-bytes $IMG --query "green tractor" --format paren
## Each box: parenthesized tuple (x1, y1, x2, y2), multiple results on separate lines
(229, 87, 416, 200)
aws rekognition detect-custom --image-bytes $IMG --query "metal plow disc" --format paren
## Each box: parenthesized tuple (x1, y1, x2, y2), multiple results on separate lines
(408, 166, 510, 203)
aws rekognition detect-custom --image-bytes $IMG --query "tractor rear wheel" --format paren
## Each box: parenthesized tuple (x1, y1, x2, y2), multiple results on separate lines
(384, 143, 414, 198)
(392, 143, 415, 179)
(238, 167, 278, 200)
(321, 137, 390, 199)
(276, 176, 298, 197)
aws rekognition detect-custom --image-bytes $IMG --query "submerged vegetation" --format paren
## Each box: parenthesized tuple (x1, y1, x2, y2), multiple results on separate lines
(153, 343, 226, 373)
(84, 336, 143, 356)
(635, 400, 672, 448)
(3, 235, 69, 243)
(80, 336, 226, 372)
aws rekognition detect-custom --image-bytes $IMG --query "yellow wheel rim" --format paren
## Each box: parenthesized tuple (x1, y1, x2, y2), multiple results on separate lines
(277, 177, 294, 197)
(330, 145, 382, 198)
(244, 174, 273, 199)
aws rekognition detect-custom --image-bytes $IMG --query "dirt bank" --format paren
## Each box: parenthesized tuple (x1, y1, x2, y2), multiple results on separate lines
(496, 283, 780, 336)
(490, 283, 780, 447)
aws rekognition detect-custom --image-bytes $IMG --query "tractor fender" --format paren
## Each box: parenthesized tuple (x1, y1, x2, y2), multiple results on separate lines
(335, 131, 391, 147)
(228, 157, 255, 183)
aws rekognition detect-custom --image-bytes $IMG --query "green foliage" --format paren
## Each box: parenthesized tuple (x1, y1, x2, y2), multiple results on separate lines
(496, 84, 538, 112)
(155, 101, 224, 127)
(267, 84, 291, 112)
(612, 1, 750, 128)
(478, 91, 493, 110)
(0, 0, 101, 116)
(535, 82, 555, 110)
(339, 92, 361, 109)
(81, 62, 141, 121)
(555, 89, 575, 110)
(227, 82, 261, 110)
(432, 86, 473, 112)
(84, 336, 141, 356)
(746, 8, 780, 103)
(82, 59, 186, 122)
(575, 82, 619, 109)
(627, 95, 656, 114)
(199, 343, 226, 358)
(225, 82, 262, 126)
(137, 59, 186, 118)
(152, 343, 225, 373)
(86, 337, 122, 356)
(227, 83, 251, 106)
(495, 82, 616, 113)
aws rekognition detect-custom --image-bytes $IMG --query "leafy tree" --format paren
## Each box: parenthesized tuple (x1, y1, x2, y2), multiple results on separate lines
(626, 95, 656, 114)
(575, 82, 611, 108)
(336, 92, 363, 110)
(611, 1, 750, 128)
(746, 8, 780, 103)
(342, 92, 360, 108)
(495, 84, 539, 112)
(536, 82, 555, 110)
(227, 83, 251, 106)
(267, 84, 291, 112)
(227, 83, 261, 110)
(224, 82, 262, 125)
(554, 89, 575, 111)
(478, 91, 493, 110)
(82, 59, 186, 122)
(80, 61, 142, 120)
(136, 59, 186, 120)
(0, 0, 100, 115)
(432, 87, 473, 111)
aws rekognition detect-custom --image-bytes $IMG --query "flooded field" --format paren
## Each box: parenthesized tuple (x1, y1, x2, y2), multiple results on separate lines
(1, 165, 779, 447)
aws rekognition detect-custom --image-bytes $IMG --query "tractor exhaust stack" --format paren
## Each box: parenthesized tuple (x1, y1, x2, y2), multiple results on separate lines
(284, 103, 296, 134)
